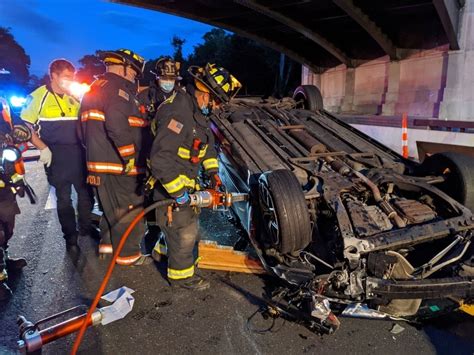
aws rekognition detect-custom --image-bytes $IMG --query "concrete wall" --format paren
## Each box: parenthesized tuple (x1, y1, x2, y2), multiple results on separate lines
(302, 0, 474, 121)
(351, 124, 474, 160)
(439, 0, 474, 120)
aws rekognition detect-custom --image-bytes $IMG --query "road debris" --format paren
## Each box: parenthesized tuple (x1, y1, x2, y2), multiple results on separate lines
(390, 324, 405, 335)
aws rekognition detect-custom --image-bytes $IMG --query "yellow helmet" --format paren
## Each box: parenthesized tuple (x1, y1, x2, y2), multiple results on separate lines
(188, 63, 242, 103)
(97, 49, 146, 77)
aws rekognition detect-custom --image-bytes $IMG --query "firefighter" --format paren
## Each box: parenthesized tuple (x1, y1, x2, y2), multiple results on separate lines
(139, 58, 183, 249)
(79, 49, 150, 266)
(138, 57, 182, 121)
(0, 91, 31, 301)
(149, 63, 241, 290)
(21, 59, 93, 247)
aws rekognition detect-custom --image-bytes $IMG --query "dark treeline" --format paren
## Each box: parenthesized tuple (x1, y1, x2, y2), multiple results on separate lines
(0, 27, 301, 97)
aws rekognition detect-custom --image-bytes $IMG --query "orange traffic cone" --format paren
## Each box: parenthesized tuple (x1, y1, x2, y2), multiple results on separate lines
(402, 113, 408, 158)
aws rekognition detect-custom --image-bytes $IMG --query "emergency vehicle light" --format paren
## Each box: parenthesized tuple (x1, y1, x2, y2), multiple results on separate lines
(9, 95, 27, 108)
(68, 82, 90, 98)
(2, 147, 21, 162)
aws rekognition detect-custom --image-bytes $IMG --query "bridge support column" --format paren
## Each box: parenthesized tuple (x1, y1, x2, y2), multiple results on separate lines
(439, 0, 474, 120)
(341, 68, 356, 112)
(381, 61, 401, 115)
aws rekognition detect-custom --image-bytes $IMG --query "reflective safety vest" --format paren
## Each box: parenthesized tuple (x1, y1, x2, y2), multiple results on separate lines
(149, 89, 219, 198)
(79, 73, 148, 180)
(21, 85, 80, 146)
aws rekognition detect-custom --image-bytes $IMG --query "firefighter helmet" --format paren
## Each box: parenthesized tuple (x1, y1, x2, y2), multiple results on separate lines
(97, 49, 146, 76)
(154, 57, 182, 80)
(188, 64, 242, 103)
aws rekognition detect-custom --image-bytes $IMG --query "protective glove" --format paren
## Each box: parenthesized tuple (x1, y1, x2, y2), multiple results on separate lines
(209, 174, 222, 190)
(39, 147, 52, 167)
(144, 176, 156, 195)
(175, 190, 190, 205)
(124, 158, 135, 174)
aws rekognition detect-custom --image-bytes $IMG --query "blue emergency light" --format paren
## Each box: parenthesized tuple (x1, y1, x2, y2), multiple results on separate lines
(9, 95, 27, 108)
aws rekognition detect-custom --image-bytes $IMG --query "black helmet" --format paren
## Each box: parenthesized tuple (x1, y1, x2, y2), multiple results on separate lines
(97, 49, 145, 77)
(188, 63, 242, 103)
(154, 57, 182, 80)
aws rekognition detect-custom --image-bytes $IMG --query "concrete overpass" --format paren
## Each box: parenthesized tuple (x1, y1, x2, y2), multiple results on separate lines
(114, 0, 473, 125)
(114, 1, 463, 68)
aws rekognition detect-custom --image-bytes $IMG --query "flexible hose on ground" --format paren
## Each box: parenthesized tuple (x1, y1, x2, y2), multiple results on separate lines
(71, 199, 174, 355)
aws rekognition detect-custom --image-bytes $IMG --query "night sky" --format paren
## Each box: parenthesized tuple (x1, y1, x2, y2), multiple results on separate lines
(0, 0, 214, 76)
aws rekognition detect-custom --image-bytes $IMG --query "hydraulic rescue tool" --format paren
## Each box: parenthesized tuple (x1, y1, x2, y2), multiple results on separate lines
(17, 306, 103, 354)
(17, 189, 248, 354)
(189, 189, 247, 210)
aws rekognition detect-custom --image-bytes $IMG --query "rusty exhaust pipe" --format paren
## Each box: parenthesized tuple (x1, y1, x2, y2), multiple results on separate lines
(352, 170, 406, 228)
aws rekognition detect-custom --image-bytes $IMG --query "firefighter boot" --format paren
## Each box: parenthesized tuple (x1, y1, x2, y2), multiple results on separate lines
(0, 275, 12, 301)
(0, 248, 12, 301)
(170, 273, 210, 291)
(64, 234, 78, 247)
(131, 254, 154, 266)
(5, 249, 27, 271)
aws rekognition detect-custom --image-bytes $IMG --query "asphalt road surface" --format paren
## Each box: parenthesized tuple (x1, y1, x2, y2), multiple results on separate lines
(1, 162, 473, 354)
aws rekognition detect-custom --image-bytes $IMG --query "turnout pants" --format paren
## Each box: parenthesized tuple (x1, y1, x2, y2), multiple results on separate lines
(156, 205, 199, 280)
(96, 174, 144, 264)
(0, 191, 20, 280)
(46, 145, 93, 239)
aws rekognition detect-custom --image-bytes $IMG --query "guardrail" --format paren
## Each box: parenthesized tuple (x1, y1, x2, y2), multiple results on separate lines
(413, 119, 474, 132)
(338, 114, 474, 133)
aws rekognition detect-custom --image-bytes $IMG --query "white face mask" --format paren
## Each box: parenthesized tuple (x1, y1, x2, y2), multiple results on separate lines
(159, 79, 175, 93)
(59, 79, 72, 92)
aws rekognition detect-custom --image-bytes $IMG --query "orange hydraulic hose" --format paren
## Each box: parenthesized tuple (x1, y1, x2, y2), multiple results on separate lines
(71, 199, 173, 354)
(42, 313, 92, 345)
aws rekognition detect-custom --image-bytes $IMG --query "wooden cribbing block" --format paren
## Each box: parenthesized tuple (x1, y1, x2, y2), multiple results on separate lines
(198, 240, 265, 274)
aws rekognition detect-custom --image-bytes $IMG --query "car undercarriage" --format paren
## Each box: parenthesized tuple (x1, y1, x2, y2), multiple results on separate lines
(211, 91, 474, 333)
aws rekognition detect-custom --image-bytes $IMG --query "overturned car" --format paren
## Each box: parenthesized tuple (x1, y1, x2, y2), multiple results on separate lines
(211, 86, 474, 333)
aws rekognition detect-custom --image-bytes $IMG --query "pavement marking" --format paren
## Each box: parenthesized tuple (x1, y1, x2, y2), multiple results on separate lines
(235, 309, 262, 355)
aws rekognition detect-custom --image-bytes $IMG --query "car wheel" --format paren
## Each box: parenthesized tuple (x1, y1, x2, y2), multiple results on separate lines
(421, 152, 474, 211)
(258, 169, 312, 254)
(293, 85, 324, 111)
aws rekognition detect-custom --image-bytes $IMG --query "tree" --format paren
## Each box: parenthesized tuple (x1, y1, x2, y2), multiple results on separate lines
(171, 36, 186, 64)
(187, 29, 231, 68)
(185, 28, 300, 97)
(28, 74, 49, 89)
(75, 54, 106, 84)
(0, 27, 30, 88)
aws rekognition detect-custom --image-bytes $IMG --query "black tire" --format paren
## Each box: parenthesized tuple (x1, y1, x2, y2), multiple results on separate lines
(421, 152, 474, 211)
(293, 85, 324, 111)
(258, 169, 312, 254)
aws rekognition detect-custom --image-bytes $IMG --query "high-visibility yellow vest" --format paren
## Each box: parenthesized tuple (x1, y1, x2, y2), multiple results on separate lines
(21, 85, 80, 145)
